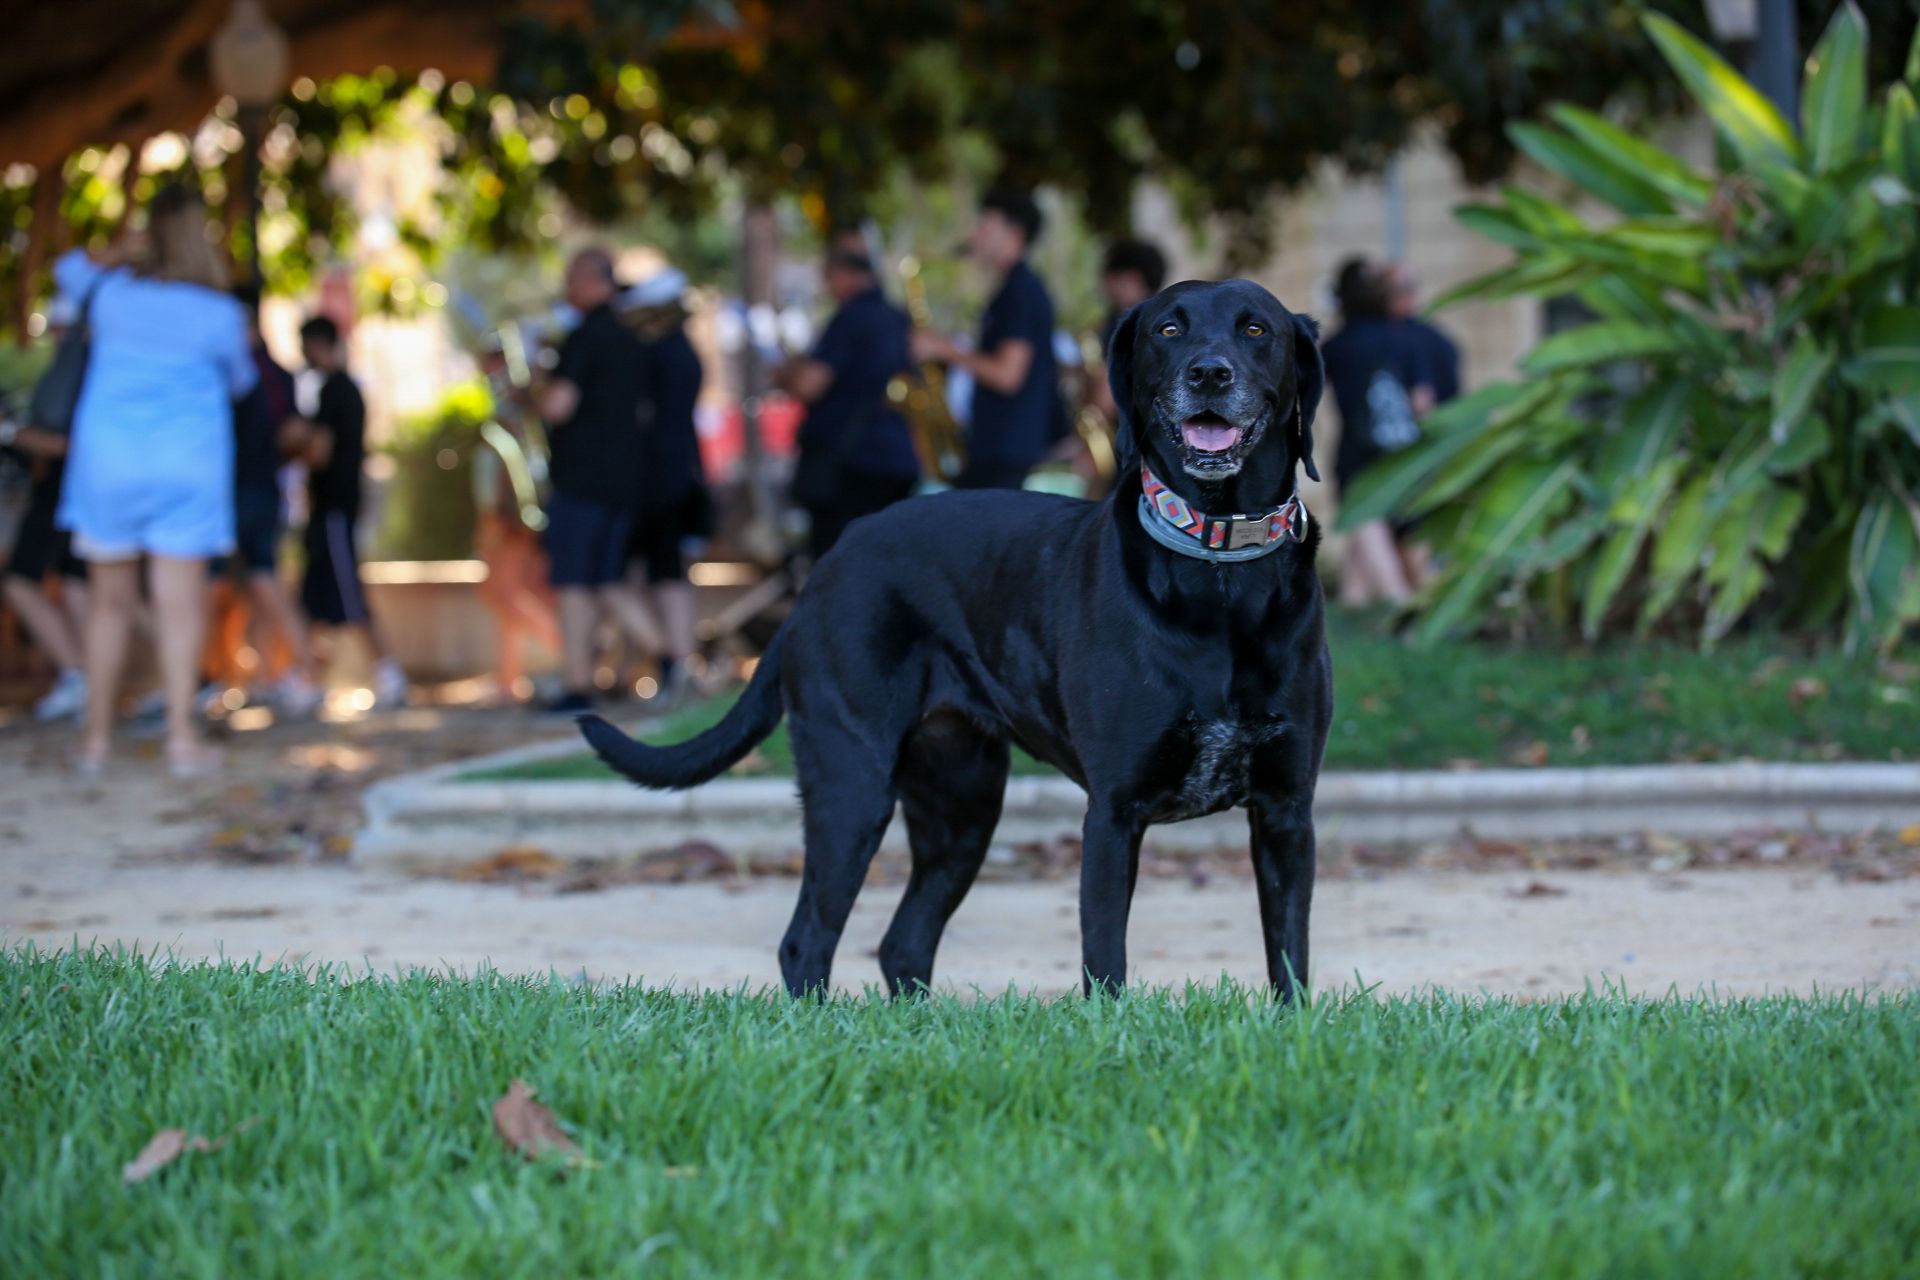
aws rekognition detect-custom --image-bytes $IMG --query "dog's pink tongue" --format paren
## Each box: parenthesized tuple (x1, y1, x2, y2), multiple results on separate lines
(1182, 421, 1241, 452)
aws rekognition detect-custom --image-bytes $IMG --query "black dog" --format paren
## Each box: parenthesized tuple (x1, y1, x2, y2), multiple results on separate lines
(582, 279, 1332, 999)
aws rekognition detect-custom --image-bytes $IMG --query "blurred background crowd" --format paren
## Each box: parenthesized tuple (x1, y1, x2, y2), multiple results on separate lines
(2, 0, 1916, 779)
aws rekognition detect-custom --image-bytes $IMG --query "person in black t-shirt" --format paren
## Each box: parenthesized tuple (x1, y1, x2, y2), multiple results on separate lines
(1088, 238, 1167, 425)
(624, 272, 710, 697)
(778, 246, 918, 559)
(1383, 262, 1462, 405)
(230, 287, 318, 715)
(1, 307, 89, 723)
(1320, 259, 1435, 607)
(911, 188, 1058, 491)
(298, 316, 408, 707)
(534, 248, 668, 715)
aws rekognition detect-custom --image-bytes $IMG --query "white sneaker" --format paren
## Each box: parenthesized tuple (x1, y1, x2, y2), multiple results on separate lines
(271, 673, 325, 718)
(372, 660, 410, 709)
(33, 668, 88, 723)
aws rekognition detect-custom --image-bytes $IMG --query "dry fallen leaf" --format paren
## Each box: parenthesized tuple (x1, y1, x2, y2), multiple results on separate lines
(123, 1129, 192, 1183)
(120, 1118, 259, 1185)
(492, 1080, 582, 1164)
(1507, 880, 1569, 899)
(454, 846, 567, 882)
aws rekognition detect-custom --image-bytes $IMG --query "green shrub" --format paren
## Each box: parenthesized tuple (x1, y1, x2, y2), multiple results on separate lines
(1345, 6, 1920, 652)
(373, 381, 492, 561)
(0, 343, 51, 411)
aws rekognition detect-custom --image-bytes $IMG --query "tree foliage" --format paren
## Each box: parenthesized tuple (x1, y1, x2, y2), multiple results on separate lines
(5, 1, 1919, 329)
(1345, 5, 1920, 653)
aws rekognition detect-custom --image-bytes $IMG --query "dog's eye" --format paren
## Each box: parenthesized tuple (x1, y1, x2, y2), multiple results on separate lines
(1157, 322, 1182, 338)
(1244, 322, 1267, 337)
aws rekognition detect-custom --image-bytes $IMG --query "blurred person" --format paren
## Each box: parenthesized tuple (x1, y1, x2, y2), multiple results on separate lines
(230, 284, 320, 716)
(0, 297, 89, 721)
(777, 245, 917, 560)
(53, 186, 255, 776)
(624, 269, 710, 699)
(1320, 258, 1434, 607)
(1383, 262, 1462, 404)
(1088, 238, 1168, 422)
(534, 247, 665, 715)
(298, 316, 408, 708)
(471, 407, 559, 703)
(911, 188, 1057, 490)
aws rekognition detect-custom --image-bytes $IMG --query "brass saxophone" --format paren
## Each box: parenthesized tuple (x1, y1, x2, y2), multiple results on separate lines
(1073, 332, 1119, 487)
(889, 255, 967, 484)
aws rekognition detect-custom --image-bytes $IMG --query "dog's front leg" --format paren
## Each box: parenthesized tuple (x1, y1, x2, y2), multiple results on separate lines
(1249, 794, 1315, 1003)
(1079, 803, 1144, 995)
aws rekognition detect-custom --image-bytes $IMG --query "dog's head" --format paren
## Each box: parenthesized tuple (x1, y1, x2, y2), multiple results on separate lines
(1106, 279, 1323, 491)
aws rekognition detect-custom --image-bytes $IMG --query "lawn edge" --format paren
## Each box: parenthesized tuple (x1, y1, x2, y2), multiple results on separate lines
(356, 726, 1920, 871)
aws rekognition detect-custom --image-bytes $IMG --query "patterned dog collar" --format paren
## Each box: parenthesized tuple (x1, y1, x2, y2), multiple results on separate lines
(1137, 463, 1307, 563)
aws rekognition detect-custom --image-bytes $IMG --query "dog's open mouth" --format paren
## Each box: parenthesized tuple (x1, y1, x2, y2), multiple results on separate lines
(1181, 411, 1242, 454)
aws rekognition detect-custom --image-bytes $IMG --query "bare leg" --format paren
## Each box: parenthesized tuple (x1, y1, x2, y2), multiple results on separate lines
(556, 587, 600, 693)
(59, 578, 88, 646)
(246, 572, 315, 679)
(652, 580, 697, 663)
(4, 575, 83, 671)
(1341, 520, 1413, 607)
(598, 585, 666, 658)
(80, 557, 141, 766)
(480, 533, 560, 696)
(147, 554, 212, 761)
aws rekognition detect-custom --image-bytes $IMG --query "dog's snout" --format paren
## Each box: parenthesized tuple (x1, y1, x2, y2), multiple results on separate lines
(1185, 357, 1234, 391)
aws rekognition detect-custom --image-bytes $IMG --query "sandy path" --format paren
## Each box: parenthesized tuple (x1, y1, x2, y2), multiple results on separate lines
(2, 714, 1916, 996)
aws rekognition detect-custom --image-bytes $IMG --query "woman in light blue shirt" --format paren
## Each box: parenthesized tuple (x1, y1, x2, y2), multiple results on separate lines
(55, 186, 256, 777)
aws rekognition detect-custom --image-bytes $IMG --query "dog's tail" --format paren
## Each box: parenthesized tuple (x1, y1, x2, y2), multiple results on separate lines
(576, 629, 787, 790)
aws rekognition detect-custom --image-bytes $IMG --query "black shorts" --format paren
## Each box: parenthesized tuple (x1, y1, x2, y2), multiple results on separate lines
(955, 461, 1031, 491)
(5, 480, 86, 584)
(806, 468, 917, 560)
(301, 510, 372, 626)
(233, 486, 283, 575)
(625, 490, 710, 585)
(545, 492, 634, 588)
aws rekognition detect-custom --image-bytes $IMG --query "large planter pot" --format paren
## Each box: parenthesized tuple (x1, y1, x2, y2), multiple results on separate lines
(360, 559, 774, 683)
(362, 561, 515, 683)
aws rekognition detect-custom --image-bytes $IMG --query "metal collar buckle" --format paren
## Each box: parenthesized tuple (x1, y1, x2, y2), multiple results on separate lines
(1226, 514, 1276, 549)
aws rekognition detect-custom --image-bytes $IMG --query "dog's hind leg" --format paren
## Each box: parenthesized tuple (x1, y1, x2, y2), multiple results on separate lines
(779, 719, 898, 998)
(879, 719, 1010, 996)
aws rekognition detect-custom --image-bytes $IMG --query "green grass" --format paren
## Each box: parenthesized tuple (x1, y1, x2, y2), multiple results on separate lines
(5, 948, 1917, 1278)
(469, 611, 1914, 781)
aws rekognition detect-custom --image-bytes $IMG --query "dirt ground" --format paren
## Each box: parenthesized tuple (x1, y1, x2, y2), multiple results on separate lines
(2, 706, 1917, 996)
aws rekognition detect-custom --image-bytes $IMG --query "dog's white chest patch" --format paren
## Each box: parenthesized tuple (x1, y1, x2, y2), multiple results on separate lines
(1164, 718, 1285, 820)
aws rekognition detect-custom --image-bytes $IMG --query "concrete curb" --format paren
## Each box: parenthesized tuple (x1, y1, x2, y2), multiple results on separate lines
(355, 727, 1920, 871)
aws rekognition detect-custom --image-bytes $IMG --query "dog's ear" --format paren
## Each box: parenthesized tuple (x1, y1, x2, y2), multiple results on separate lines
(1291, 313, 1324, 483)
(1106, 304, 1141, 465)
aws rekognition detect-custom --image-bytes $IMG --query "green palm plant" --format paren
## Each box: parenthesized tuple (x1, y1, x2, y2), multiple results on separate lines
(1343, 4, 1920, 652)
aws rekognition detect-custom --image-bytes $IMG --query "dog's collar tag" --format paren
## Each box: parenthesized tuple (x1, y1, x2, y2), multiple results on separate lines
(1137, 464, 1307, 563)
